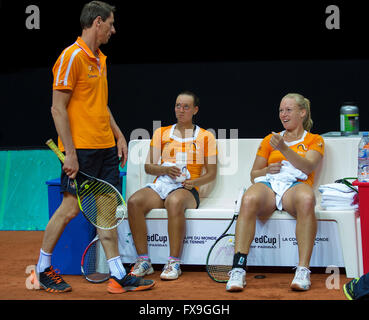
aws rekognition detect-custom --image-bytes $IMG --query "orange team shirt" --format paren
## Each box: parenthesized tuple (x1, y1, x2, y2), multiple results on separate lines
(52, 37, 115, 151)
(150, 125, 218, 191)
(256, 131, 325, 186)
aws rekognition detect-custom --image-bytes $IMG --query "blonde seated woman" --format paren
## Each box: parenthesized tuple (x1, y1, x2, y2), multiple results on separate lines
(128, 91, 217, 280)
(226, 93, 324, 292)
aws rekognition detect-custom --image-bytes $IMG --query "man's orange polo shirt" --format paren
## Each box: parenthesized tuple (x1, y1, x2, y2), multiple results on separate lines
(52, 37, 115, 151)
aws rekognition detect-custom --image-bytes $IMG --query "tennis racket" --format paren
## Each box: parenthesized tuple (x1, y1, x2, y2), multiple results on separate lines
(206, 187, 246, 283)
(46, 139, 127, 230)
(81, 235, 110, 283)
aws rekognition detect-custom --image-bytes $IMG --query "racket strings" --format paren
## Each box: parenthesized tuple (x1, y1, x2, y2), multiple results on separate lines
(207, 235, 235, 282)
(78, 180, 123, 228)
(82, 239, 110, 283)
(83, 241, 97, 275)
(81, 190, 118, 216)
(207, 265, 233, 282)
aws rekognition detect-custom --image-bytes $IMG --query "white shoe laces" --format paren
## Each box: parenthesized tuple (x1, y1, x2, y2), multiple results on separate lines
(133, 257, 149, 271)
(293, 266, 311, 281)
(228, 268, 245, 281)
(163, 259, 181, 273)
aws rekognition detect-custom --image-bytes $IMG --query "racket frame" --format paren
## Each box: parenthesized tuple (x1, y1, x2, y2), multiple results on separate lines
(205, 214, 238, 283)
(80, 235, 110, 283)
(46, 139, 127, 230)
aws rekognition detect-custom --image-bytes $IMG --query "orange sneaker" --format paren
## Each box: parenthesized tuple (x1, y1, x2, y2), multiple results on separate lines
(107, 274, 155, 294)
(30, 266, 72, 293)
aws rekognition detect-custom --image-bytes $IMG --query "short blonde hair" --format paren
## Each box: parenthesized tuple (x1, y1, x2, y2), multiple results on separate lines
(282, 93, 313, 131)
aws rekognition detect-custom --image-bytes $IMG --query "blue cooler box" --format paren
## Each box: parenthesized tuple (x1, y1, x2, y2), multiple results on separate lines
(45, 171, 125, 275)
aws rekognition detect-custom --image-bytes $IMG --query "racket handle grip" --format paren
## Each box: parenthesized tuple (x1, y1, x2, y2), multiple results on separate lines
(46, 139, 65, 163)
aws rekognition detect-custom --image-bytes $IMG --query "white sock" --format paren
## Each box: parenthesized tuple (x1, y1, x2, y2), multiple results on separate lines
(36, 248, 52, 273)
(108, 256, 127, 280)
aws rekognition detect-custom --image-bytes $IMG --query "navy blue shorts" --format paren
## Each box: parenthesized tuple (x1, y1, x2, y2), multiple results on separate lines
(60, 146, 121, 195)
(175, 187, 200, 209)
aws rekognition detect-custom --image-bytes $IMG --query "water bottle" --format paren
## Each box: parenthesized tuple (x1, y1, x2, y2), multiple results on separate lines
(175, 152, 187, 183)
(358, 132, 369, 182)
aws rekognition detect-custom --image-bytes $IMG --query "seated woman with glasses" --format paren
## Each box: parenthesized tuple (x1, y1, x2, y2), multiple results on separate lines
(127, 91, 218, 281)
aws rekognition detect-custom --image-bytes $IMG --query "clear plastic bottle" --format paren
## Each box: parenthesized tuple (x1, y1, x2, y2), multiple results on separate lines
(358, 132, 369, 182)
(175, 152, 187, 183)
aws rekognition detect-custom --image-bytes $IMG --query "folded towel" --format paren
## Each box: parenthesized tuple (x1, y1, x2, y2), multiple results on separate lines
(319, 182, 358, 211)
(146, 162, 191, 200)
(319, 183, 357, 194)
(320, 200, 359, 211)
(254, 160, 307, 210)
(319, 190, 356, 200)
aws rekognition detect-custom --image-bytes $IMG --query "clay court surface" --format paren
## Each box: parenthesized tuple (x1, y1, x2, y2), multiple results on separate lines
(0, 231, 352, 301)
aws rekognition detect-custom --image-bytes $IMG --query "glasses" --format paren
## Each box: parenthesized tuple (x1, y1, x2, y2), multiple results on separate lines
(175, 104, 192, 111)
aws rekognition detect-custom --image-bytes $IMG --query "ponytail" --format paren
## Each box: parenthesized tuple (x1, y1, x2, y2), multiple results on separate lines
(302, 98, 313, 131)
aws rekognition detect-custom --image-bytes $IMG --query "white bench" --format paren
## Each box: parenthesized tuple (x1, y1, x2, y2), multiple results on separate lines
(123, 137, 362, 278)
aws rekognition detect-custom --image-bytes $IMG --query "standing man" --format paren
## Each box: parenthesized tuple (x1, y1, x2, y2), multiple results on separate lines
(30, 1, 155, 294)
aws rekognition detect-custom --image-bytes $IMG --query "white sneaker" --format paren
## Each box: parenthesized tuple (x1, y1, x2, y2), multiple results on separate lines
(130, 257, 154, 277)
(290, 266, 311, 291)
(226, 268, 246, 292)
(160, 259, 182, 280)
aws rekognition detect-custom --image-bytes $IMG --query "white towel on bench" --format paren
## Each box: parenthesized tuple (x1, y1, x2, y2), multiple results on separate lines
(146, 162, 191, 200)
(319, 183, 358, 210)
(254, 160, 307, 210)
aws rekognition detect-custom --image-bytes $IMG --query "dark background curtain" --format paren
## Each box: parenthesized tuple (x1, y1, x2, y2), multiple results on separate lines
(1, 1, 368, 148)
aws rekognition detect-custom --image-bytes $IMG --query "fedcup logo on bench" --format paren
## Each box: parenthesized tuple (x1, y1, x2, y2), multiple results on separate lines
(147, 233, 168, 247)
(128, 121, 239, 176)
(253, 234, 278, 248)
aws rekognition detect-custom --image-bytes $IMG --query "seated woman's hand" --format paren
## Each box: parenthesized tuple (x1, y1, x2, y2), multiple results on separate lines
(182, 179, 196, 190)
(165, 166, 181, 179)
(267, 162, 282, 174)
(270, 132, 287, 151)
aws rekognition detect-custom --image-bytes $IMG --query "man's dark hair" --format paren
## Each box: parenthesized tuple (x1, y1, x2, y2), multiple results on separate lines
(80, 1, 115, 29)
(178, 90, 200, 107)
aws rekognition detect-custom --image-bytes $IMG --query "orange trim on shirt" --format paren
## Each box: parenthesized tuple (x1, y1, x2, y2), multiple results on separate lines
(256, 131, 325, 186)
(150, 125, 218, 191)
